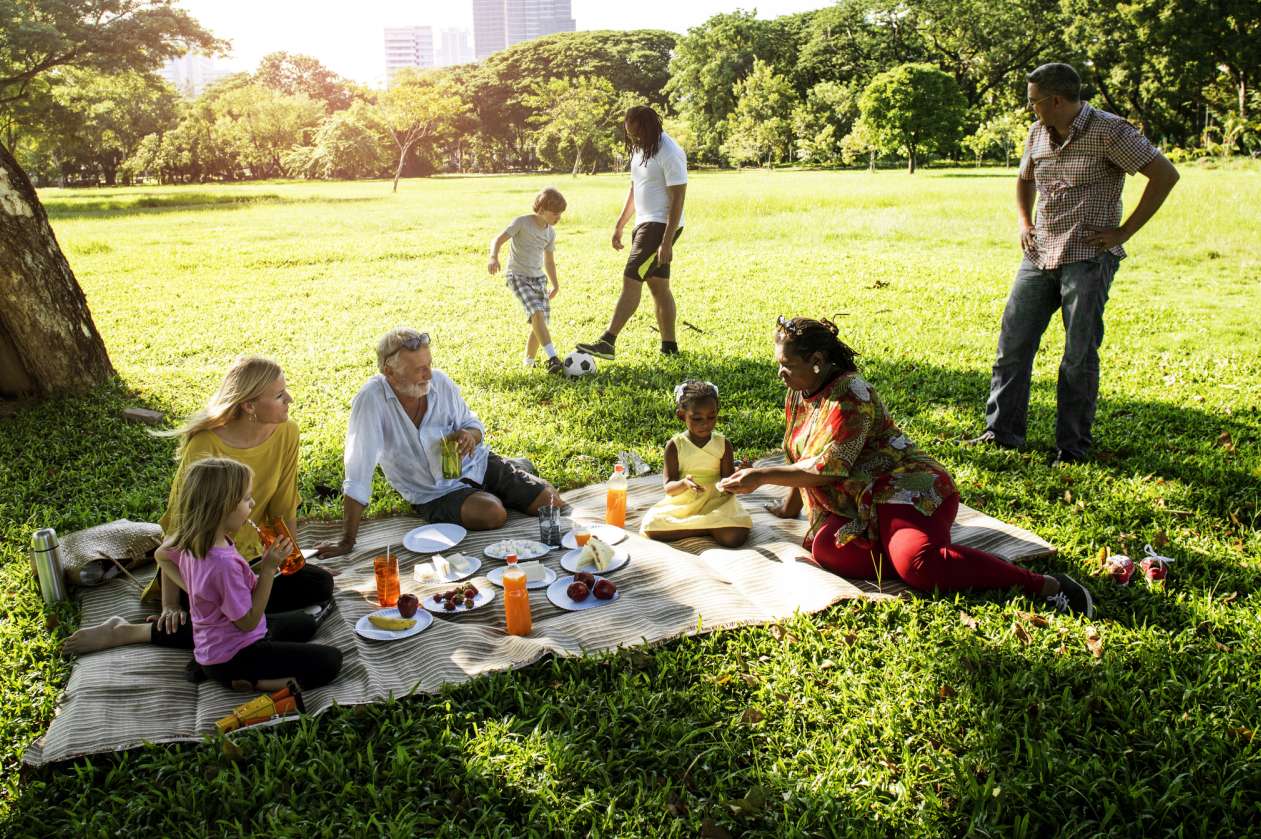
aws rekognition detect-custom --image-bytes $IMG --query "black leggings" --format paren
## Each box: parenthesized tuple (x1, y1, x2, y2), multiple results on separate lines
(202, 636, 343, 690)
(151, 564, 335, 649)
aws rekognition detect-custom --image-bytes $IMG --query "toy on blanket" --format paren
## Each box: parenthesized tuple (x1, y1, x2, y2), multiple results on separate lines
(215, 681, 305, 734)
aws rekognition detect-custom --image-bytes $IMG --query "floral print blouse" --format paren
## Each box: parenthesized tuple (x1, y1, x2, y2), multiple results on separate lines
(783, 372, 955, 549)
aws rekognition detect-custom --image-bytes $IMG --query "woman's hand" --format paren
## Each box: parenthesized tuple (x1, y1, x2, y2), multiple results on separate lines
(717, 468, 761, 495)
(148, 606, 187, 634)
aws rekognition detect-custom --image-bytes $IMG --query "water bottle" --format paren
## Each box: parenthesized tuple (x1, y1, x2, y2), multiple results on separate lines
(30, 528, 68, 605)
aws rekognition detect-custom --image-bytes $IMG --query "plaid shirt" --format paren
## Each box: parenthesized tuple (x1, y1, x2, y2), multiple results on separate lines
(1019, 102, 1158, 269)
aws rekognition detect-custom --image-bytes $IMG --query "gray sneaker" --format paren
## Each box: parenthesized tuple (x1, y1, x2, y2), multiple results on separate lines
(575, 339, 615, 360)
(1046, 573, 1094, 618)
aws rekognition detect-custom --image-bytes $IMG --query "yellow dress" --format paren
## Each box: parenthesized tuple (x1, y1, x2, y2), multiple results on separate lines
(640, 432, 753, 533)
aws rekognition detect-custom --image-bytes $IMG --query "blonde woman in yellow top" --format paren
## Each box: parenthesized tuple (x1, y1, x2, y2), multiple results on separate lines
(65, 357, 334, 657)
(640, 381, 752, 548)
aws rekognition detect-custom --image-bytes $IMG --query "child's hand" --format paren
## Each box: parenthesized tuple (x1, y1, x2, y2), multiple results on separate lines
(683, 475, 704, 494)
(149, 606, 187, 634)
(548, 283, 559, 300)
(260, 536, 291, 571)
(487, 256, 500, 274)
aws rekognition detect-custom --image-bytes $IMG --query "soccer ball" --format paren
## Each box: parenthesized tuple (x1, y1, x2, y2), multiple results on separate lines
(562, 351, 597, 378)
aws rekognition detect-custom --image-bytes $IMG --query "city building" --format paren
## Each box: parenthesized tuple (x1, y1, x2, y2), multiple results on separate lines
(384, 26, 435, 83)
(473, 0, 575, 61)
(159, 53, 233, 97)
(436, 28, 475, 67)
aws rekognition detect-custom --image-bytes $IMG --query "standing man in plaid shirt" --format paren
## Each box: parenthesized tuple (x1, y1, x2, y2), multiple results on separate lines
(968, 63, 1179, 465)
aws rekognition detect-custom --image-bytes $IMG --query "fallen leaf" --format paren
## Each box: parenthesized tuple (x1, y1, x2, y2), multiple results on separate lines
(740, 673, 759, 688)
(939, 684, 957, 699)
(1012, 622, 1032, 645)
(741, 708, 765, 725)
(1085, 626, 1104, 658)
(701, 819, 733, 838)
(1016, 610, 1049, 627)
(726, 784, 768, 816)
(1229, 726, 1254, 742)
(666, 792, 689, 818)
(960, 612, 978, 631)
(1096, 546, 1110, 567)
(1217, 431, 1235, 452)
(221, 739, 247, 763)
(1215, 641, 1230, 653)
(1219, 591, 1239, 605)
(842, 631, 858, 646)
(819, 659, 835, 670)
(1152, 530, 1169, 549)
(1063, 489, 1074, 503)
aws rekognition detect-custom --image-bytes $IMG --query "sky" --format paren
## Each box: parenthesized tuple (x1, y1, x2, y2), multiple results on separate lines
(177, 1, 834, 86)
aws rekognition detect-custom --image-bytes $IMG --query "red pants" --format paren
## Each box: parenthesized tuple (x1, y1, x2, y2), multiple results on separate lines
(810, 495, 1045, 596)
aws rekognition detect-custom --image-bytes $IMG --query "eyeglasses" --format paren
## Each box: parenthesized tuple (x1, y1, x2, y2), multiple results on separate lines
(398, 332, 430, 351)
(1025, 94, 1053, 111)
(776, 315, 807, 337)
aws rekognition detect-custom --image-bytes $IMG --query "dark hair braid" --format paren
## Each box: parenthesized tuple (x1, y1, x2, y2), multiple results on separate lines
(674, 379, 719, 411)
(774, 316, 859, 374)
(625, 105, 663, 161)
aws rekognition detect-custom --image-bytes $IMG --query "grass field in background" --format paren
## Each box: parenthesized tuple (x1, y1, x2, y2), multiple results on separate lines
(1, 165, 1259, 835)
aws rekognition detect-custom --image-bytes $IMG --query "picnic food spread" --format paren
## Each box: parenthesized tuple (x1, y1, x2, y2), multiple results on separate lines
(368, 614, 416, 630)
(577, 536, 614, 571)
(432, 585, 480, 611)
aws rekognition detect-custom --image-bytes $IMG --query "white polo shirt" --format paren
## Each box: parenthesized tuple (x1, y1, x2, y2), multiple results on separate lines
(342, 371, 488, 506)
(631, 131, 688, 228)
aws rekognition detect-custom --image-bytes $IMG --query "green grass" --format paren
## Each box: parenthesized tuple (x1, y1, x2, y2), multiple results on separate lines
(3, 164, 1260, 836)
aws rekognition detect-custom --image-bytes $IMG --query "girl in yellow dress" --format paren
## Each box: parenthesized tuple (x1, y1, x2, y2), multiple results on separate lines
(641, 381, 752, 548)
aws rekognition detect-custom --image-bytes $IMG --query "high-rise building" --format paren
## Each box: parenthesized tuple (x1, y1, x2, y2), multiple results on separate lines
(159, 53, 232, 97)
(384, 26, 435, 83)
(436, 28, 475, 67)
(473, 0, 575, 61)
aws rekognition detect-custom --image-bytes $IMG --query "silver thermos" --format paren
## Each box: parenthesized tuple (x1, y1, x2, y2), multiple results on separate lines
(30, 528, 68, 605)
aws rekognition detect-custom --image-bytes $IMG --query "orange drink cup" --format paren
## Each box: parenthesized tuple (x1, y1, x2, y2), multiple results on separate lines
(502, 554, 532, 636)
(374, 552, 400, 607)
(267, 519, 305, 575)
(574, 524, 591, 547)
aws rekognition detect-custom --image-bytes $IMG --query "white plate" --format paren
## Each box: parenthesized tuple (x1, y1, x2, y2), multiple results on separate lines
(561, 524, 627, 549)
(560, 545, 630, 575)
(483, 538, 550, 560)
(547, 574, 620, 611)
(414, 554, 482, 584)
(403, 523, 468, 554)
(486, 564, 557, 590)
(422, 582, 496, 614)
(354, 606, 433, 641)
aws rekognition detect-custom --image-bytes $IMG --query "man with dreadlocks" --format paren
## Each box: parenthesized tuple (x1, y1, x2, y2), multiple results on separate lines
(576, 105, 688, 360)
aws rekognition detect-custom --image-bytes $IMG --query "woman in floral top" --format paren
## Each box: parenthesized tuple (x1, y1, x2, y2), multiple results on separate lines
(720, 317, 1093, 615)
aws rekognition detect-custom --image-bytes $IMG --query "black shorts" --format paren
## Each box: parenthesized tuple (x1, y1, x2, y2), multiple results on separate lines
(412, 452, 549, 524)
(624, 222, 683, 281)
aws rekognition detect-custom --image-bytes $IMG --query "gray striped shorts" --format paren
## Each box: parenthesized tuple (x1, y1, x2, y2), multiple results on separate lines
(506, 272, 549, 320)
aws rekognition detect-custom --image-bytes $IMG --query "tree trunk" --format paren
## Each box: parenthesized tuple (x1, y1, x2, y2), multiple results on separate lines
(392, 142, 410, 193)
(907, 149, 916, 174)
(0, 141, 114, 397)
(571, 144, 583, 177)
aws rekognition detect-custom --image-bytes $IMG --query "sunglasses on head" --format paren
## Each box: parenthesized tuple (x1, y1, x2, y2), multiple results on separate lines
(776, 315, 807, 337)
(399, 333, 430, 351)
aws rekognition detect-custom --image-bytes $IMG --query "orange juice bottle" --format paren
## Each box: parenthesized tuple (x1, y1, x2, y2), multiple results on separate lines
(251, 519, 305, 575)
(374, 551, 399, 607)
(502, 553, 532, 636)
(605, 463, 627, 528)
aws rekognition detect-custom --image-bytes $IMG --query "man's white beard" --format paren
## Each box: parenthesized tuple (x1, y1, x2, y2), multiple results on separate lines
(394, 381, 429, 399)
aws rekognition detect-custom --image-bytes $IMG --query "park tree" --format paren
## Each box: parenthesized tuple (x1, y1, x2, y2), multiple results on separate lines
(381, 69, 468, 191)
(793, 80, 861, 166)
(255, 51, 357, 113)
(721, 59, 796, 167)
(855, 62, 967, 173)
(961, 110, 1029, 166)
(210, 83, 324, 179)
(0, 0, 220, 396)
(527, 76, 632, 175)
(284, 100, 393, 180)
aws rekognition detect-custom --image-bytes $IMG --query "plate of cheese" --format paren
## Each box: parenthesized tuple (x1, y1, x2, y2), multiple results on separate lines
(413, 552, 481, 584)
(483, 538, 550, 560)
(560, 536, 629, 574)
(485, 560, 556, 589)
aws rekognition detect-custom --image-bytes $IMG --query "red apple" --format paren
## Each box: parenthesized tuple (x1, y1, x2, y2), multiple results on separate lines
(574, 571, 596, 588)
(397, 593, 419, 618)
(566, 581, 590, 601)
(593, 579, 617, 600)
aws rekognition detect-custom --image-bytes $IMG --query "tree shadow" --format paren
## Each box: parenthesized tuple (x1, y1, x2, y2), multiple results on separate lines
(41, 192, 382, 220)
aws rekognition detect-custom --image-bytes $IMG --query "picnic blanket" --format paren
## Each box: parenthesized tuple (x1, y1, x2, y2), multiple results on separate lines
(25, 457, 1053, 766)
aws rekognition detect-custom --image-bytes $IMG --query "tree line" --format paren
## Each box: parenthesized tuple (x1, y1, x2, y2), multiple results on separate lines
(3, 0, 1259, 188)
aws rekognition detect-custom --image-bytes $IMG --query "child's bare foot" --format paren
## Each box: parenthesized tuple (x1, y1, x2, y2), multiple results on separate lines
(63, 616, 149, 654)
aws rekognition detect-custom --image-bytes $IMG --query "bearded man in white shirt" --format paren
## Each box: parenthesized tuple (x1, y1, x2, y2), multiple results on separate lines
(316, 328, 561, 558)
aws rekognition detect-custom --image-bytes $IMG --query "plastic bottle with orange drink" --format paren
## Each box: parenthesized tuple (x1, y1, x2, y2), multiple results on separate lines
(605, 463, 627, 528)
(502, 553, 532, 636)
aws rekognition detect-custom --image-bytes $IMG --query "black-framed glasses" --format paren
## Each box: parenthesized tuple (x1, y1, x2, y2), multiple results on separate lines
(399, 332, 430, 351)
(1025, 94, 1053, 111)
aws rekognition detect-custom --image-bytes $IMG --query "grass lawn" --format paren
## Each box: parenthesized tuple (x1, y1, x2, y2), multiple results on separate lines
(2, 164, 1259, 836)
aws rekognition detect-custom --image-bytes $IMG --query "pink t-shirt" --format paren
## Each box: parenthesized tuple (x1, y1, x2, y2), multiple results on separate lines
(175, 545, 267, 665)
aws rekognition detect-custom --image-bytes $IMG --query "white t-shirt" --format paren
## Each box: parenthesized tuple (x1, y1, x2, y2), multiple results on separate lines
(501, 214, 555, 277)
(631, 132, 687, 228)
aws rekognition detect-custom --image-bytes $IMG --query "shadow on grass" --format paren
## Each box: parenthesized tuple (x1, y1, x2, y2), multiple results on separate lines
(42, 192, 383, 220)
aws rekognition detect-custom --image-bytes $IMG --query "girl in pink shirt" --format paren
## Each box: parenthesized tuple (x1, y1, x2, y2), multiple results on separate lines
(155, 458, 342, 691)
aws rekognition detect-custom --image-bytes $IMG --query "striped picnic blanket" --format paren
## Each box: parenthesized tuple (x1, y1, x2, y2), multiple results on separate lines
(25, 457, 1052, 765)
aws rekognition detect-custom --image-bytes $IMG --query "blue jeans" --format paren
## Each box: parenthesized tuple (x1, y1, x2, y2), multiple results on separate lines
(984, 253, 1120, 457)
